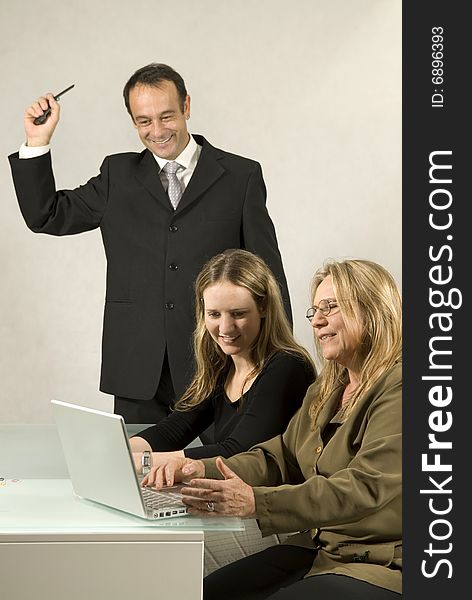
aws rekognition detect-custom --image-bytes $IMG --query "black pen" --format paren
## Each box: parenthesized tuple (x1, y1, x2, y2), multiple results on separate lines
(33, 84, 75, 125)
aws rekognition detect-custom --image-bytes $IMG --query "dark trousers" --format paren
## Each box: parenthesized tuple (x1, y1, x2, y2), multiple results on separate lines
(114, 351, 175, 424)
(204, 545, 401, 600)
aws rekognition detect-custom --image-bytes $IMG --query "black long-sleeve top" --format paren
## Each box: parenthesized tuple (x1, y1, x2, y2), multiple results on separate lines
(137, 352, 315, 459)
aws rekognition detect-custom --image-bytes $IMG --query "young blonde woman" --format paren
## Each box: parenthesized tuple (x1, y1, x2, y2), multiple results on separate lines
(131, 248, 314, 463)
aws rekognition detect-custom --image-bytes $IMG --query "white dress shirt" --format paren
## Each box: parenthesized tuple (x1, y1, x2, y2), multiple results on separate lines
(153, 134, 201, 194)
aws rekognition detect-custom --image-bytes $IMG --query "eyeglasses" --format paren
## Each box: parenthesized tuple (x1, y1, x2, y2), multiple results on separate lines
(305, 299, 338, 321)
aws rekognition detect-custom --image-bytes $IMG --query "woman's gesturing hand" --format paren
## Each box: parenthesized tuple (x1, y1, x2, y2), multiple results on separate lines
(181, 457, 256, 518)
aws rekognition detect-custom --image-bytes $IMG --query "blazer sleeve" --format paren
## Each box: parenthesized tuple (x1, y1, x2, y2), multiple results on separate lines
(8, 151, 108, 235)
(254, 381, 401, 535)
(204, 369, 402, 536)
(184, 354, 315, 459)
(202, 386, 310, 486)
(241, 162, 292, 324)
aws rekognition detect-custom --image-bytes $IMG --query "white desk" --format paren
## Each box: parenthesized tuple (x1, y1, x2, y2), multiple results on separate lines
(0, 426, 243, 600)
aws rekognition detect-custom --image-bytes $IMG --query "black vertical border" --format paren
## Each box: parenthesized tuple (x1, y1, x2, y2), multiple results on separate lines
(403, 2, 467, 597)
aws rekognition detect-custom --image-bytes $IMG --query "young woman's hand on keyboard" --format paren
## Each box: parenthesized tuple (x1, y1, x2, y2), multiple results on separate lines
(142, 453, 205, 488)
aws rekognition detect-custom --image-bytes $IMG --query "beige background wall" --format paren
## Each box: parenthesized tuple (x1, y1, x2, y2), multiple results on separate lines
(0, 0, 401, 422)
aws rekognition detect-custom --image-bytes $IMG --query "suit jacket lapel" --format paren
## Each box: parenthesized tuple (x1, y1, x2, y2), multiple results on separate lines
(135, 150, 173, 210)
(174, 135, 226, 214)
(317, 386, 345, 429)
(134, 137, 226, 213)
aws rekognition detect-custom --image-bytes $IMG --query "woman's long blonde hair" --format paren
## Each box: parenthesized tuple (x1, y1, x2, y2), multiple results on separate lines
(177, 249, 315, 410)
(309, 259, 402, 425)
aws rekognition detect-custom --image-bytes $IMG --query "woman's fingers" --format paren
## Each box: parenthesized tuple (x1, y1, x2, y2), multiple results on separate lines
(181, 470, 256, 518)
(143, 465, 164, 489)
(164, 463, 176, 487)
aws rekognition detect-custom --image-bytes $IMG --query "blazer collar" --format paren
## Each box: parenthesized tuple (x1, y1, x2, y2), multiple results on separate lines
(316, 385, 345, 429)
(175, 134, 226, 214)
(135, 135, 226, 213)
(135, 150, 171, 209)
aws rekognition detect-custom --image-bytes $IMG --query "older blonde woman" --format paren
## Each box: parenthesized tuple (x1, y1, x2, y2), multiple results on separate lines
(166, 259, 402, 599)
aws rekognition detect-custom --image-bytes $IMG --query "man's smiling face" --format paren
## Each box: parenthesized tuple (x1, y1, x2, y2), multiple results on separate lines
(129, 80, 190, 160)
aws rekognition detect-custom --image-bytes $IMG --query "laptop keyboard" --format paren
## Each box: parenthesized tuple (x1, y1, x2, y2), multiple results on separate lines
(141, 486, 185, 510)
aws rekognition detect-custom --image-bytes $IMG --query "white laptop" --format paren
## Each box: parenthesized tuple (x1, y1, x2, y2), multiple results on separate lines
(51, 399, 189, 520)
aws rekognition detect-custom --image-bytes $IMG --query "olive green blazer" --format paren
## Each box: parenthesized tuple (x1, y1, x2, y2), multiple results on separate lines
(203, 362, 402, 593)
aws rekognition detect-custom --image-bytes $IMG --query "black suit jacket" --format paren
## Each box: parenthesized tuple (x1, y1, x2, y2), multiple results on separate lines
(9, 135, 292, 400)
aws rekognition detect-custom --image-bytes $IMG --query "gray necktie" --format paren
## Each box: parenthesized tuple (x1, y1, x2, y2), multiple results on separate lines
(162, 161, 183, 209)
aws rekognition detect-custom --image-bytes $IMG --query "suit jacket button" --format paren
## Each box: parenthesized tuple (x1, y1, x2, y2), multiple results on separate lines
(169, 225, 178, 232)
(315, 446, 322, 454)
(165, 303, 174, 310)
(169, 264, 178, 270)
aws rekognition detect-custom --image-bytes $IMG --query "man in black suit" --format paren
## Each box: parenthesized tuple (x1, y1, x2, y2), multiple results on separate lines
(9, 63, 292, 424)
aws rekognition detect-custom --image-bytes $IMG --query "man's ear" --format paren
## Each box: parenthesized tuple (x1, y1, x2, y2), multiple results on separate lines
(183, 95, 191, 119)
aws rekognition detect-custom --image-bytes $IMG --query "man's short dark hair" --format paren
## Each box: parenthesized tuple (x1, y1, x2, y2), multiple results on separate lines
(123, 63, 188, 117)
